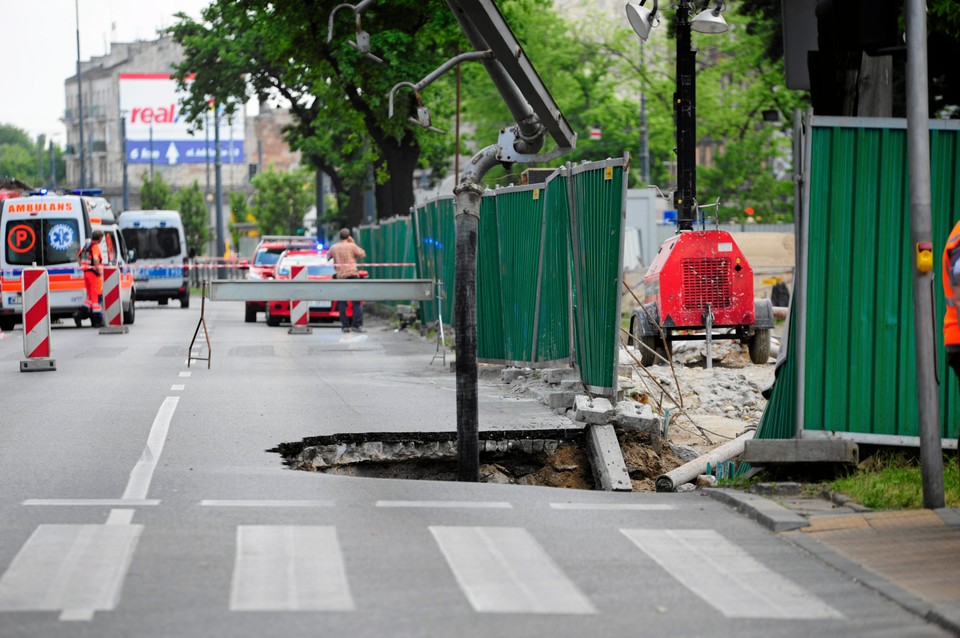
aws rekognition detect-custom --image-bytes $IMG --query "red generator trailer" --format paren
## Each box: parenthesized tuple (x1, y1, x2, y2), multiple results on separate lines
(629, 229, 773, 366)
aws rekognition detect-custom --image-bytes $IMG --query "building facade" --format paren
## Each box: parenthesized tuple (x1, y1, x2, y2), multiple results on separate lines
(64, 37, 299, 215)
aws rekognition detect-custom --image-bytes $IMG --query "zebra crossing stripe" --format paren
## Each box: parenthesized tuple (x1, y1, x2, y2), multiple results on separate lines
(430, 526, 596, 615)
(0, 524, 142, 620)
(621, 529, 844, 619)
(229, 526, 355, 611)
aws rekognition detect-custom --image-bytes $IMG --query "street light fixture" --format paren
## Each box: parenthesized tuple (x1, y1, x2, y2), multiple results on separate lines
(691, 0, 729, 34)
(625, 0, 658, 41)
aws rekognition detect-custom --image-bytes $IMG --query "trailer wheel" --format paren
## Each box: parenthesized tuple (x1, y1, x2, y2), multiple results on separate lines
(748, 329, 771, 364)
(638, 336, 658, 366)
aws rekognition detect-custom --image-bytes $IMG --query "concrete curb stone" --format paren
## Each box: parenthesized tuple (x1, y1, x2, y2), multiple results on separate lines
(701, 488, 810, 532)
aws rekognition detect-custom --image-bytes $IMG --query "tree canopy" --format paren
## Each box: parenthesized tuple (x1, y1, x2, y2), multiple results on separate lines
(0, 124, 66, 187)
(251, 166, 314, 236)
(175, 181, 210, 257)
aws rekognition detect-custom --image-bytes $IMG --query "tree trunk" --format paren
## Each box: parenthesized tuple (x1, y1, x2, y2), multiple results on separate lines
(374, 137, 420, 221)
(343, 184, 365, 230)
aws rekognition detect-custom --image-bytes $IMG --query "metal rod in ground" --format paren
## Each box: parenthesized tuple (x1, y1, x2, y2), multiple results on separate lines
(655, 429, 755, 492)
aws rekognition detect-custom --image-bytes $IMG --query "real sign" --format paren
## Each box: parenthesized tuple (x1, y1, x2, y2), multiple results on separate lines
(119, 74, 245, 165)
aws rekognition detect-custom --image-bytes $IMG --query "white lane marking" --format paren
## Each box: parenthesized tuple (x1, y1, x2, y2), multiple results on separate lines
(550, 503, 675, 511)
(0, 524, 143, 620)
(59, 609, 95, 621)
(230, 526, 355, 611)
(105, 510, 134, 526)
(376, 501, 512, 509)
(179, 371, 191, 378)
(22, 499, 160, 506)
(621, 529, 844, 619)
(201, 500, 334, 508)
(122, 397, 180, 501)
(170, 384, 185, 391)
(430, 526, 595, 615)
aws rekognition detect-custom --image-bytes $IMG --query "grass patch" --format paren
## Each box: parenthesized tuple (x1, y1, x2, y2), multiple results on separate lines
(827, 452, 960, 510)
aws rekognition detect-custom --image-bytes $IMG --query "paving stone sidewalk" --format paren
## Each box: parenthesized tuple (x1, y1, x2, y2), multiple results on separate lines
(704, 486, 960, 636)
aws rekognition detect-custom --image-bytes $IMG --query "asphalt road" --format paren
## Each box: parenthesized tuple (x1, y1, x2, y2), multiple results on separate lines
(0, 301, 950, 637)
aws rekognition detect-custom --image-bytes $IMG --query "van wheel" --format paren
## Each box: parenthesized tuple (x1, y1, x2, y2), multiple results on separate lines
(179, 292, 190, 309)
(0, 317, 16, 332)
(123, 294, 136, 325)
(158, 298, 169, 306)
(266, 310, 281, 327)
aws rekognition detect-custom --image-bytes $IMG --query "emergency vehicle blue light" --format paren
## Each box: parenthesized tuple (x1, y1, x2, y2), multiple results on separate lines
(70, 189, 103, 196)
(316, 242, 324, 251)
(159, 221, 167, 227)
(38, 188, 48, 195)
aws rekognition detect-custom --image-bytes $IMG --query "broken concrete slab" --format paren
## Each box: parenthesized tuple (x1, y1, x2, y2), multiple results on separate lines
(615, 401, 661, 432)
(742, 439, 859, 466)
(573, 395, 615, 425)
(586, 424, 632, 491)
(558, 379, 584, 392)
(543, 390, 577, 409)
(501, 367, 529, 383)
(478, 365, 505, 382)
(542, 367, 578, 384)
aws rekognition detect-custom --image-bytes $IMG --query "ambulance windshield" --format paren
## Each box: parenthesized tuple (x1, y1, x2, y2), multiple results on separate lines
(121, 227, 181, 259)
(4, 218, 82, 267)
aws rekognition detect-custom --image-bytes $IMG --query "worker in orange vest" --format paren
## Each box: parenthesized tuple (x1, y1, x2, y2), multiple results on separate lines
(942, 219, 960, 468)
(74, 229, 105, 328)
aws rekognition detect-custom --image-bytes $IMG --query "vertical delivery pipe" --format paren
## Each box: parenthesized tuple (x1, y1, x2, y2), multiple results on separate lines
(905, 0, 944, 508)
(453, 146, 500, 482)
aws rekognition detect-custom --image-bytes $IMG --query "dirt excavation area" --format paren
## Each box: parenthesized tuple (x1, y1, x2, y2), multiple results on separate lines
(276, 336, 776, 492)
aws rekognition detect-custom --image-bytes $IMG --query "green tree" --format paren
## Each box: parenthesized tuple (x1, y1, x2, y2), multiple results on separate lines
(0, 143, 36, 185)
(166, 0, 460, 224)
(251, 167, 313, 235)
(174, 181, 210, 257)
(140, 171, 172, 209)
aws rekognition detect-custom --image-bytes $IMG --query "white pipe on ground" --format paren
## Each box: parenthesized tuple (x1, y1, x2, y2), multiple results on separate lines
(655, 429, 756, 492)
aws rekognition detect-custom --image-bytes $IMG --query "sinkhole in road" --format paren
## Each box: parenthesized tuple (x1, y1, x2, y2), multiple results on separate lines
(271, 430, 595, 489)
(270, 428, 685, 491)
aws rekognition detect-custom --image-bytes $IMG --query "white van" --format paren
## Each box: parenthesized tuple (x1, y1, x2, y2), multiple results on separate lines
(0, 190, 136, 331)
(119, 210, 190, 308)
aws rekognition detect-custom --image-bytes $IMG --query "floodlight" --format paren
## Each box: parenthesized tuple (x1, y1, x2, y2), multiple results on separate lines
(626, 0, 659, 41)
(691, 0, 729, 34)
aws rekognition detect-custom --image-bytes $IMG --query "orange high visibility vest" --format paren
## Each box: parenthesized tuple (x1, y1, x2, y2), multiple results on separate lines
(942, 219, 960, 347)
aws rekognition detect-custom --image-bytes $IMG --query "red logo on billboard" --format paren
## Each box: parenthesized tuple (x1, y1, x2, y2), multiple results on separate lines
(7, 224, 36, 253)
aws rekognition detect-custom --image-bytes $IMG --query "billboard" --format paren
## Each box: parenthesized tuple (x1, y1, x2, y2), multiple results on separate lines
(118, 74, 245, 165)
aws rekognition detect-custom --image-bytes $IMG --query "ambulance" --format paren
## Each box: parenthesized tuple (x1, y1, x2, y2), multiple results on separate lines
(0, 190, 136, 331)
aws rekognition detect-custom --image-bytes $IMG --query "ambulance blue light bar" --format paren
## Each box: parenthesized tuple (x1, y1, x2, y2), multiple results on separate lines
(70, 189, 104, 196)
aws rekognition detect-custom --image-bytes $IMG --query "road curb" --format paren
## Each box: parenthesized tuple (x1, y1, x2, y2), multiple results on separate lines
(701, 488, 810, 532)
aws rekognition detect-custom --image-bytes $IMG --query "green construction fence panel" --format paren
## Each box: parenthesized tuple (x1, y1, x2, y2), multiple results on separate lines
(760, 116, 960, 445)
(534, 171, 573, 366)
(477, 193, 507, 362)
(567, 157, 628, 397)
(491, 184, 545, 365)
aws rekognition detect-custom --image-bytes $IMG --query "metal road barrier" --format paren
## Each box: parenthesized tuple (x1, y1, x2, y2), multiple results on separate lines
(207, 279, 435, 302)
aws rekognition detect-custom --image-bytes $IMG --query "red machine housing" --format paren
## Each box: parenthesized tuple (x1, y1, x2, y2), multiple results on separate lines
(644, 230, 754, 328)
(631, 229, 773, 366)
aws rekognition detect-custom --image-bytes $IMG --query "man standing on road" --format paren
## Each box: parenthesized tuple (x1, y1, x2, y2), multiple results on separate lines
(327, 228, 367, 333)
(942, 219, 960, 469)
(74, 229, 105, 328)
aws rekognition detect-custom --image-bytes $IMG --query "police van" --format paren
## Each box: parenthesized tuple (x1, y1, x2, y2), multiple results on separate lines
(119, 210, 190, 308)
(0, 190, 136, 331)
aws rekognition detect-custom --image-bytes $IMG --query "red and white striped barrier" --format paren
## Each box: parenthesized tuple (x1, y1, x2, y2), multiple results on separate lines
(100, 266, 128, 334)
(20, 268, 56, 372)
(288, 265, 312, 334)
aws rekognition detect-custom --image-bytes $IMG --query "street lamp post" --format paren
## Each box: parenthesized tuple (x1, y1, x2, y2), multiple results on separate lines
(214, 103, 225, 278)
(75, 0, 86, 189)
(120, 112, 129, 211)
(674, 4, 697, 231)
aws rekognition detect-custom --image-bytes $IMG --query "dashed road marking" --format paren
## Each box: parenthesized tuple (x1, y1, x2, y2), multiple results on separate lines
(550, 503, 675, 511)
(201, 500, 335, 508)
(376, 501, 512, 509)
